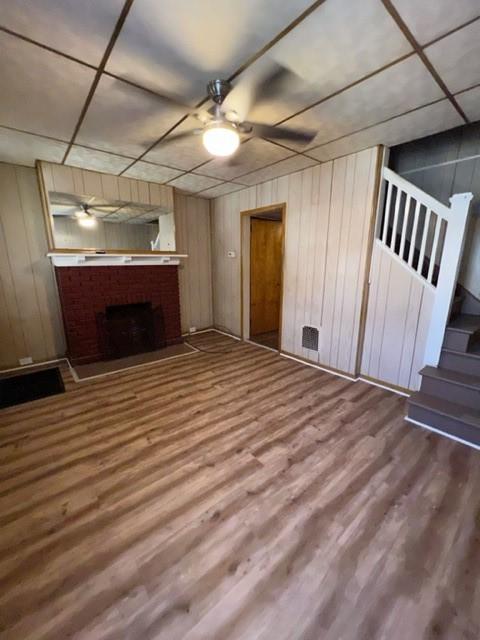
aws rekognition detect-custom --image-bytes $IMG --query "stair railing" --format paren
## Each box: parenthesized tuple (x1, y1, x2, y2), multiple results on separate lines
(378, 167, 473, 367)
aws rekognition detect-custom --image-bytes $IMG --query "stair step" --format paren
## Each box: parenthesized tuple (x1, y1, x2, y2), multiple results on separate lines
(420, 366, 480, 410)
(408, 392, 480, 447)
(439, 347, 480, 376)
(447, 314, 480, 334)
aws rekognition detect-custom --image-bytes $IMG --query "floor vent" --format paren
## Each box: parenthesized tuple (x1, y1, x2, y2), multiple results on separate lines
(302, 326, 319, 351)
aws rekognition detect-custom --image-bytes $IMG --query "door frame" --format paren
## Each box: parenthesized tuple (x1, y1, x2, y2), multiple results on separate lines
(240, 203, 286, 351)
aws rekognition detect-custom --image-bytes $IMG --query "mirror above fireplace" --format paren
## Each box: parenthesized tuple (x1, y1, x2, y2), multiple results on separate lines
(48, 191, 176, 253)
(38, 161, 178, 254)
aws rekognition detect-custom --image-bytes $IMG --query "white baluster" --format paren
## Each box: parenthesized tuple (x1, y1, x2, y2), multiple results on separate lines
(399, 194, 411, 261)
(417, 207, 431, 278)
(408, 200, 420, 267)
(427, 214, 441, 284)
(390, 188, 402, 253)
(381, 181, 393, 244)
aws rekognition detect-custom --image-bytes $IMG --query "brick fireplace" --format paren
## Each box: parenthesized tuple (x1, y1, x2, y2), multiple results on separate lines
(55, 265, 182, 365)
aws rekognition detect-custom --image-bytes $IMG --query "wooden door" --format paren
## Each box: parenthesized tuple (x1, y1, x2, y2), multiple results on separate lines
(250, 218, 283, 336)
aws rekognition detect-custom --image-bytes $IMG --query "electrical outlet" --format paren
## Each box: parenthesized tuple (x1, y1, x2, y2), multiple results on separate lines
(227, 250, 236, 258)
(189, 326, 197, 334)
(19, 356, 33, 366)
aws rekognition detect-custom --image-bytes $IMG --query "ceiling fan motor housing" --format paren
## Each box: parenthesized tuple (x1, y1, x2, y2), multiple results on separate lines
(207, 79, 231, 104)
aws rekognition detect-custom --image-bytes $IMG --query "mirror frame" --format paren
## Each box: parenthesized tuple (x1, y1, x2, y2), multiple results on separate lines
(36, 161, 180, 255)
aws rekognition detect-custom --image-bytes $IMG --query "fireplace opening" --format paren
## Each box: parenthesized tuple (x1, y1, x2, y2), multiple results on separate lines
(101, 302, 164, 360)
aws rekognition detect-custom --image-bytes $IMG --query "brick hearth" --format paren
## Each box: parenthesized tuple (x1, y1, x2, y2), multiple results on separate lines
(55, 265, 182, 365)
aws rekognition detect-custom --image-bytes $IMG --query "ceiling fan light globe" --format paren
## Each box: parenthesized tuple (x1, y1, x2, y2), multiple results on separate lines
(74, 209, 88, 219)
(202, 124, 240, 157)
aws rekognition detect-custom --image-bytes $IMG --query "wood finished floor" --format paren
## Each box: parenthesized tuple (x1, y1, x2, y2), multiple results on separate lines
(0, 331, 479, 640)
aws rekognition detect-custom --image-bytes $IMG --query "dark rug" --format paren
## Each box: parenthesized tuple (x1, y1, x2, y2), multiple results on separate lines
(0, 367, 65, 409)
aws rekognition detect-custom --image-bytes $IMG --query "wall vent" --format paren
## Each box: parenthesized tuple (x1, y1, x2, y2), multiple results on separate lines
(302, 326, 319, 351)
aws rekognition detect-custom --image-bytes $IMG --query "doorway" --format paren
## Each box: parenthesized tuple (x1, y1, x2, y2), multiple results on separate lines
(241, 205, 285, 351)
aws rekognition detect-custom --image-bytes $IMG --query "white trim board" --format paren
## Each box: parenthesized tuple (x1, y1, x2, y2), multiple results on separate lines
(405, 416, 480, 452)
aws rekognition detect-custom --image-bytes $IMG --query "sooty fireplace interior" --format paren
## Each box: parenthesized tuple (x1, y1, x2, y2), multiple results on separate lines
(98, 302, 166, 360)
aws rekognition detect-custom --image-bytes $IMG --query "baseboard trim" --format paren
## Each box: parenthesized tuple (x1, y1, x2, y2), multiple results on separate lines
(359, 375, 411, 397)
(0, 357, 64, 374)
(405, 416, 480, 451)
(280, 351, 358, 382)
(246, 339, 278, 353)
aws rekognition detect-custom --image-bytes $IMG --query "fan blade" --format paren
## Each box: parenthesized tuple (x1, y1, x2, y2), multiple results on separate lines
(245, 122, 316, 145)
(251, 64, 295, 104)
(157, 129, 202, 145)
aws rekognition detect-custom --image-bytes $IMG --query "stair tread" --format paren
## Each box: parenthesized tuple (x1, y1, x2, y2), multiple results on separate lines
(447, 314, 480, 334)
(442, 345, 480, 359)
(420, 365, 480, 390)
(409, 392, 480, 428)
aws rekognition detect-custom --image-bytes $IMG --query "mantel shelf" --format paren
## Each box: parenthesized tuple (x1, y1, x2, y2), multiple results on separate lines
(48, 252, 188, 267)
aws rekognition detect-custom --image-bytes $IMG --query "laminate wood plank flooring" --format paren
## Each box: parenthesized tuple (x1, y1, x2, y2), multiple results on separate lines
(0, 331, 478, 640)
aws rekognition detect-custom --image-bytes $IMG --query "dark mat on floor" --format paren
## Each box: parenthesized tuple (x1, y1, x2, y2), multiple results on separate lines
(0, 367, 65, 409)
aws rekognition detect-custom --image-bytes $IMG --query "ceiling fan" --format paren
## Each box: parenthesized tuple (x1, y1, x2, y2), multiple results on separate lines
(120, 63, 317, 158)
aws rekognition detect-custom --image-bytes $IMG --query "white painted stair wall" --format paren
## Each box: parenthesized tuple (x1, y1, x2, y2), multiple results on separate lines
(361, 166, 473, 391)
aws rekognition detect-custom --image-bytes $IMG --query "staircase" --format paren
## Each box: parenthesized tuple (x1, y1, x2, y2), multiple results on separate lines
(407, 296, 480, 448)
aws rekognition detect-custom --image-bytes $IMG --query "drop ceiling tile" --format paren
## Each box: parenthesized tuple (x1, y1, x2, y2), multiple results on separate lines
(0, 127, 68, 167)
(425, 20, 480, 94)
(123, 161, 183, 183)
(67, 146, 133, 174)
(455, 87, 480, 122)
(200, 138, 294, 181)
(238, 155, 318, 186)
(76, 75, 187, 157)
(0, 0, 124, 66)
(0, 31, 95, 140)
(282, 55, 445, 151)
(199, 182, 246, 198)
(392, 0, 479, 45)
(142, 118, 212, 170)
(106, 0, 312, 100)
(169, 173, 223, 193)
(308, 100, 463, 162)
(236, 0, 412, 125)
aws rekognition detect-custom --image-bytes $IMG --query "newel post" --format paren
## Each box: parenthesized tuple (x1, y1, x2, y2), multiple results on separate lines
(423, 192, 474, 367)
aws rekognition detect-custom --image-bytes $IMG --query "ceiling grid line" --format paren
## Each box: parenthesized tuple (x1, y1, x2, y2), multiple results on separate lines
(61, 0, 136, 164)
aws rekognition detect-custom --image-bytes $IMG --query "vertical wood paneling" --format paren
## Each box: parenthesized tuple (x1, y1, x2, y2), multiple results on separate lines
(174, 192, 213, 333)
(211, 147, 379, 374)
(0, 163, 65, 368)
(360, 241, 435, 390)
(41, 162, 174, 213)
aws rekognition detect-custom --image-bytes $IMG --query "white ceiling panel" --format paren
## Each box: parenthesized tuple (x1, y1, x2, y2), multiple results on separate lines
(142, 118, 213, 170)
(106, 0, 313, 101)
(67, 146, 133, 173)
(308, 99, 463, 162)
(169, 173, 224, 193)
(0, 31, 95, 140)
(0, 127, 68, 167)
(455, 87, 480, 122)
(238, 154, 318, 186)
(0, 0, 124, 66)
(281, 55, 445, 151)
(392, 0, 479, 45)
(200, 138, 294, 181)
(199, 182, 245, 198)
(76, 75, 187, 157)
(425, 20, 480, 94)
(123, 160, 183, 182)
(235, 0, 411, 125)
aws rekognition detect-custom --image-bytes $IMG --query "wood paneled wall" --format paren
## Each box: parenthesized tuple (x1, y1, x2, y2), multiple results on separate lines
(41, 162, 174, 212)
(0, 163, 65, 368)
(212, 147, 379, 375)
(360, 242, 435, 391)
(174, 192, 213, 333)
